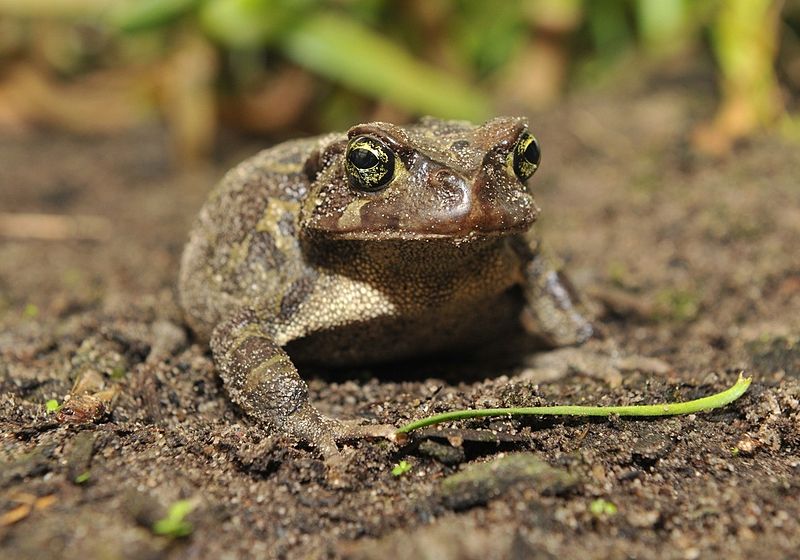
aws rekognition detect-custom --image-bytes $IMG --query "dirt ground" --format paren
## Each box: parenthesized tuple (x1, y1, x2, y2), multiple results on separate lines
(1, 74, 799, 560)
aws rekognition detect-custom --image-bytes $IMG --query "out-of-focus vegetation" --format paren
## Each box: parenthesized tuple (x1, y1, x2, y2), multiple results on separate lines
(0, 0, 796, 164)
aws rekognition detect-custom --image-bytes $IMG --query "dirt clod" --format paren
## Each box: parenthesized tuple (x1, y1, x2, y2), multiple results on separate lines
(439, 453, 579, 510)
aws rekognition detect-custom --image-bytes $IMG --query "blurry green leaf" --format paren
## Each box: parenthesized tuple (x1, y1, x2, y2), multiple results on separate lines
(0, 0, 113, 18)
(712, 0, 779, 88)
(111, 0, 202, 33)
(636, 0, 689, 56)
(586, 0, 633, 57)
(281, 12, 491, 120)
(345, 0, 388, 24)
(200, 0, 318, 48)
(199, 0, 280, 47)
(710, 0, 783, 129)
(454, 0, 526, 77)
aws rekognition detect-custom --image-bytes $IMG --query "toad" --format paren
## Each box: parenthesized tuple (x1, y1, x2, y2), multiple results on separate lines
(179, 117, 594, 467)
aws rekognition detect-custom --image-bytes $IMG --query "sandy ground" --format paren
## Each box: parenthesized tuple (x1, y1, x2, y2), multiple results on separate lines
(1, 76, 799, 559)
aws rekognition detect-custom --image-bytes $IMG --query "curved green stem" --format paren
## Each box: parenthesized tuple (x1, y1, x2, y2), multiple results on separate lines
(395, 374, 752, 435)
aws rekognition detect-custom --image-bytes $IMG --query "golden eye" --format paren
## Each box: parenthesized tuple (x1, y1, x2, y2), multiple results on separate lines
(509, 132, 541, 182)
(345, 136, 395, 191)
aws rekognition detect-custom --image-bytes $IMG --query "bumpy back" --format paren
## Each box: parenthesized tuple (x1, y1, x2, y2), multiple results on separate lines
(178, 137, 326, 339)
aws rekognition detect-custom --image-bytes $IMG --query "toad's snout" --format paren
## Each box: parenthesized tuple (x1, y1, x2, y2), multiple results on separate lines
(430, 168, 467, 191)
(422, 165, 538, 236)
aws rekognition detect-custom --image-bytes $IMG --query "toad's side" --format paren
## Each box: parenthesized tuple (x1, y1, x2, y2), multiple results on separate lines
(178, 117, 593, 468)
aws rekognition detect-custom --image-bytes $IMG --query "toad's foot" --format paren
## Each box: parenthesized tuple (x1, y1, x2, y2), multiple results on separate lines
(286, 402, 396, 458)
(520, 338, 672, 387)
(332, 418, 398, 440)
(211, 310, 396, 483)
(284, 403, 396, 484)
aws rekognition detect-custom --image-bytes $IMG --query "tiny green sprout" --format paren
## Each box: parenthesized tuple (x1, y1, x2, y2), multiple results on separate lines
(23, 303, 39, 319)
(731, 446, 740, 457)
(607, 261, 629, 287)
(45, 399, 61, 413)
(590, 498, 618, 516)
(392, 460, 412, 477)
(152, 499, 195, 538)
(74, 471, 91, 484)
(655, 288, 700, 322)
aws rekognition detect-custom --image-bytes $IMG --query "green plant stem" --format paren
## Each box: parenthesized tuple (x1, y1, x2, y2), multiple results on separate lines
(396, 374, 751, 435)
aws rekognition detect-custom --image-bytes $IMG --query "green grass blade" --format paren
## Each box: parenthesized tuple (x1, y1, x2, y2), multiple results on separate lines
(396, 374, 751, 435)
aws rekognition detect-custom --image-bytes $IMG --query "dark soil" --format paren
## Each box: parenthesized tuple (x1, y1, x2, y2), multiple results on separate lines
(1, 79, 799, 560)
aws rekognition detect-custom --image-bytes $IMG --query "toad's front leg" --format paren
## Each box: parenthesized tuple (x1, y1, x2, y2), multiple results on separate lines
(210, 309, 395, 470)
(516, 240, 595, 347)
(515, 239, 671, 384)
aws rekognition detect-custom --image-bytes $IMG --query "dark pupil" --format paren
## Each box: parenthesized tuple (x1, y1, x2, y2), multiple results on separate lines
(349, 148, 379, 169)
(524, 139, 540, 165)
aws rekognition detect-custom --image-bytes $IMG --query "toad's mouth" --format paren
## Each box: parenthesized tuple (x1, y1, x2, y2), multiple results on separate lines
(306, 186, 539, 242)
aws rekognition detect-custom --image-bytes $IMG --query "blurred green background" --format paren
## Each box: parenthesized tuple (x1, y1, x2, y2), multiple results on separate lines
(0, 0, 796, 163)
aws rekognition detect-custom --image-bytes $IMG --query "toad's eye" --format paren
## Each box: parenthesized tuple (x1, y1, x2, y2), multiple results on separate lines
(509, 132, 541, 182)
(345, 136, 395, 191)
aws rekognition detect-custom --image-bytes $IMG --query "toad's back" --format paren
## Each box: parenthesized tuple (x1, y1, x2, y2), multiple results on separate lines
(179, 135, 335, 342)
